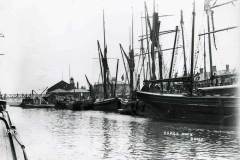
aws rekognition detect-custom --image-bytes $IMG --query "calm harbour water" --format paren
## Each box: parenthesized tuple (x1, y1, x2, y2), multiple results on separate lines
(7, 106, 240, 160)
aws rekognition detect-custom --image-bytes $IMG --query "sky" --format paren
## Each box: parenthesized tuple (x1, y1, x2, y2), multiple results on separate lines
(0, 0, 239, 94)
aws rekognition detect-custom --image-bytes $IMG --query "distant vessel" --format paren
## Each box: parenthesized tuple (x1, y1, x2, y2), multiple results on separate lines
(1, 99, 28, 160)
(91, 10, 121, 112)
(118, 11, 140, 116)
(54, 99, 74, 110)
(54, 98, 94, 110)
(20, 89, 54, 109)
(93, 97, 120, 112)
(136, 1, 239, 125)
(71, 99, 94, 111)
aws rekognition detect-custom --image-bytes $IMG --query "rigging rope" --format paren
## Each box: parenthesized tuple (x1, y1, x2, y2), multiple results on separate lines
(172, 31, 180, 77)
(193, 8, 206, 75)
(12, 134, 28, 160)
(4, 111, 29, 160)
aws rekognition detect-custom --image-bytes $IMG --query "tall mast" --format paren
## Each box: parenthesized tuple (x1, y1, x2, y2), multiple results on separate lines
(120, 43, 134, 99)
(140, 14, 146, 80)
(190, 1, 196, 95)
(144, 2, 152, 79)
(167, 26, 178, 90)
(129, 49, 135, 99)
(202, 0, 239, 84)
(180, 10, 187, 76)
(203, 31, 207, 80)
(153, 0, 162, 87)
(211, 11, 217, 49)
(130, 9, 135, 99)
(158, 44, 163, 80)
(129, 27, 131, 50)
(131, 7, 134, 51)
(150, 4, 157, 80)
(103, 10, 106, 53)
(97, 40, 104, 84)
(146, 62, 149, 80)
(156, 20, 163, 89)
(114, 59, 119, 97)
(158, 44, 163, 91)
(102, 10, 108, 98)
(206, 10, 213, 85)
(119, 44, 130, 84)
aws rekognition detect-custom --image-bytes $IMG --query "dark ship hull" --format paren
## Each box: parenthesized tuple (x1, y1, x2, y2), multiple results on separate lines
(93, 98, 120, 112)
(119, 99, 143, 115)
(20, 98, 54, 108)
(72, 99, 94, 111)
(21, 104, 54, 108)
(54, 100, 74, 109)
(136, 91, 239, 125)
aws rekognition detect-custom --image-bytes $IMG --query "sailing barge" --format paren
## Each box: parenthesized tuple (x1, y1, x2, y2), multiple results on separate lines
(137, 87, 238, 125)
(117, 12, 140, 116)
(136, 1, 239, 125)
(91, 11, 121, 112)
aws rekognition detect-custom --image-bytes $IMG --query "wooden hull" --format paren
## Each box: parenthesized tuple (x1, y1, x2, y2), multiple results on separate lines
(93, 98, 120, 112)
(72, 100, 94, 111)
(119, 99, 139, 115)
(20, 98, 54, 109)
(21, 103, 54, 109)
(54, 101, 73, 110)
(136, 91, 239, 125)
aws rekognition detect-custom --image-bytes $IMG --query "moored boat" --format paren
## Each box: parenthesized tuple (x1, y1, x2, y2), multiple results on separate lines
(118, 99, 138, 115)
(20, 97, 54, 109)
(136, 1, 239, 126)
(54, 100, 74, 110)
(89, 11, 121, 113)
(20, 89, 54, 109)
(72, 99, 94, 111)
(93, 97, 120, 112)
(118, 11, 140, 114)
(136, 89, 239, 125)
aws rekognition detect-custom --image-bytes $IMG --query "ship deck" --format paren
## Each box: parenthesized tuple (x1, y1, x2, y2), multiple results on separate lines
(0, 117, 13, 159)
(137, 91, 239, 99)
(0, 110, 26, 160)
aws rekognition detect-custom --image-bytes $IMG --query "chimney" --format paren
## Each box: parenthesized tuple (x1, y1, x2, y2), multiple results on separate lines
(70, 77, 75, 89)
(226, 64, 229, 72)
(199, 68, 203, 74)
(77, 82, 79, 89)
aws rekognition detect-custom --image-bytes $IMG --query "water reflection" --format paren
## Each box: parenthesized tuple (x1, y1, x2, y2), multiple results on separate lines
(102, 118, 111, 159)
(7, 107, 240, 160)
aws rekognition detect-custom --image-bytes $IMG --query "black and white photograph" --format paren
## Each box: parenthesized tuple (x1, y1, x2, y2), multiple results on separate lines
(0, 0, 239, 159)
